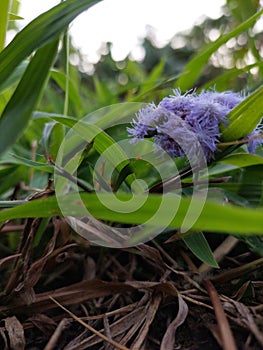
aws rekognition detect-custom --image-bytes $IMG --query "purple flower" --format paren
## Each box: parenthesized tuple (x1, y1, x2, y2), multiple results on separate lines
(198, 90, 245, 110)
(247, 123, 263, 154)
(154, 110, 201, 160)
(154, 134, 184, 158)
(159, 89, 195, 118)
(187, 119, 219, 161)
(183, 94, 232, 160)
(127, 103, 157, 141)
(127, 88, 261, 163)
(128, 102, 199, 159)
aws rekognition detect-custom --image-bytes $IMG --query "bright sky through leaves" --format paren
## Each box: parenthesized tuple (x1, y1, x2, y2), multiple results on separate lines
(19, 0, 225, 63)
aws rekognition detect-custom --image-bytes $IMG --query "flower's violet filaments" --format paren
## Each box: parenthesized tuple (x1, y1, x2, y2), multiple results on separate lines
(127, 103, 157, 141)
(127, 89, 263, 162)
(247, 124, 263, 154)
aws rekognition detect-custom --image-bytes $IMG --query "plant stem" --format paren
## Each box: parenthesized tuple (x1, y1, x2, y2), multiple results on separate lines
(0, 0, 11, 51)
(63, 29, 70, 117)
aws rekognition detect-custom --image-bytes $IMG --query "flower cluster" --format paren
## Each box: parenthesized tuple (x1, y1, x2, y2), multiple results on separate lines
(127, 89, 262, 162)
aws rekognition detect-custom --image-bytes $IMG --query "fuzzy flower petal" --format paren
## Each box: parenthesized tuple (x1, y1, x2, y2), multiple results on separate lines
(127, 89, 250, 163)
(198, 90, 245, 110)
(159, 88, 195, 118)
(126, 103, 158, 141)
(247, 123, 263, 154)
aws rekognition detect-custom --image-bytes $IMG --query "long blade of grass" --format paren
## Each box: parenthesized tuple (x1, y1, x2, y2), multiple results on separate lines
(183, 232, 219, 267)
(0, 61, 28, 94)
(175, 9, 263, 90)
(0, 153, 53, 172)
(219, 153, 263, 167)
(221, 85, 263, 141)
(33, 102, 146, 129)
(0, 40, 58, 156)
(202, 62, 263, 91)
(0, 192, 263, 236)
(0, 0, 101, 87)
(0, 0, 11, 51)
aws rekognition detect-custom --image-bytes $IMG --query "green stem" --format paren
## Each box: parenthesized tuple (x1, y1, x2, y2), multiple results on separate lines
(0, 0, 11, 51)
(60, 0, 69, 117)
(63, 29, 70, 117)
(218, 132, 263, 148)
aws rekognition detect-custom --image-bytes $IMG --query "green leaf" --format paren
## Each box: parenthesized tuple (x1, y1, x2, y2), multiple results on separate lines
(0, 0, 11, 51)
(207, 153, 263, 178)
(113, 162, 134, 191)
(33, 112, 78, 127)
(41, 103, 147, 130)
(221, 85, 263, 141)
(0, 192, 263, 236)
(40, 122, 65, 160)
(0, 153, 53, 172)
(93, 75, 118, 105)
(56, 121, 138, 191)
(183, 232, 219, 267)
(220, 153, 263, 167)
(0, 200, 27, 208)
(202, 62, 263, 91)
(8, 13, 23, 21)
(0, 0, 101, 87)
(0, 61, 28, 94)
(175, 9, 263, 90)
(0, 39, 59, 157)
(237, 165, 263, 206)
(139, 58, 165, 94)
(208, 162, 240, 177)
(33, 103, 147, 133)
(239, 236, 263, 256)
(0, 165, 26, 196)
(51, 70, 84, 117)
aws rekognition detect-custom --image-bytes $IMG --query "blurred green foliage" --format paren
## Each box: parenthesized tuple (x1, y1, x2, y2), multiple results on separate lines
(0, 0, 263, 264)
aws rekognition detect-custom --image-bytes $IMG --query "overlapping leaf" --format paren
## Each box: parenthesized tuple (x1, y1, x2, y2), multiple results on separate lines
(175, 9, 263, 90)
(0, 0, 101, 86)
(0, 192, 263, 236)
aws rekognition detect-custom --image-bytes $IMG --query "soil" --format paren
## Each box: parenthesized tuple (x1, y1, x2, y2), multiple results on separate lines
(0, 219, 263, 350)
